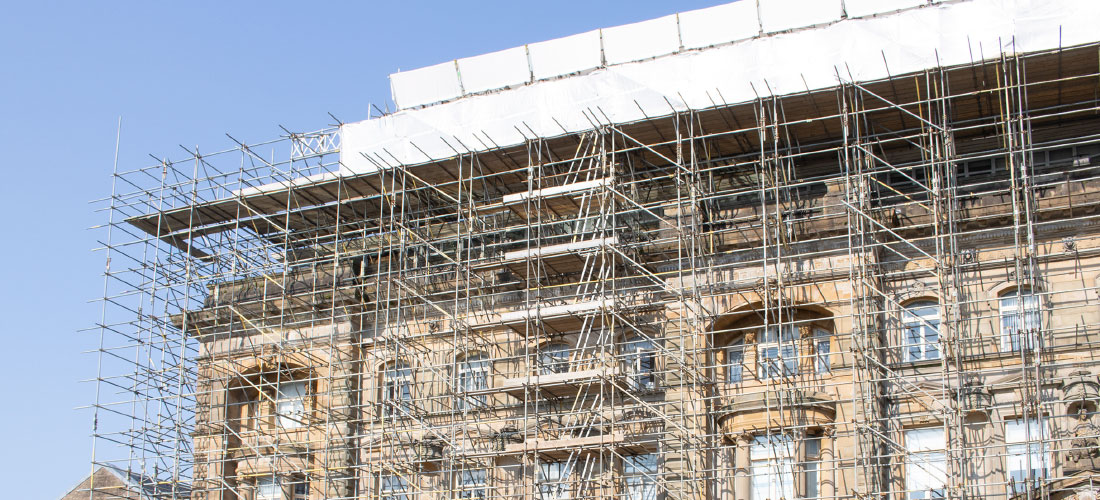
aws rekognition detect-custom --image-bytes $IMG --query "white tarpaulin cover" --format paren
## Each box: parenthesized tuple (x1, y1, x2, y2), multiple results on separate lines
(602, 14, 681, 66)
(678, 1, 761, 49)
(344, 0, 1100, 175)
(457, 46, 530, 95)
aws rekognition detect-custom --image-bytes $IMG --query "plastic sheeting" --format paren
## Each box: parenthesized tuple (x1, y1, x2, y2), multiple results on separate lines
(758, 0, 843, 33)
(845, 0, 927, 18)
(344, 0, 1100, 175)
(457, 46, 529, 95)
(602, 14, 680, 66)
(388, 0, 871, 109)
(678, 1, 760, 49)
(388, 60, 461, 111)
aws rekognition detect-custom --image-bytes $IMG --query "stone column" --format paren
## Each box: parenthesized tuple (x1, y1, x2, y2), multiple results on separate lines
(820, 428, 836, 500)
(734, 433, 753, 500)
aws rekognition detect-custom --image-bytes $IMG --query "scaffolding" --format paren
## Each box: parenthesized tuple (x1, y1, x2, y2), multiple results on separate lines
(89, 37, 1100, 500)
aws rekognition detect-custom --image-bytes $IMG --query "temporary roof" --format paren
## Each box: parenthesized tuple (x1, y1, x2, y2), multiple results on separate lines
(341, 0, 1100, 174)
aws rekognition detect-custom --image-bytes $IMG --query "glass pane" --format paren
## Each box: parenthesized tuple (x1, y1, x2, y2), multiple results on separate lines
(816, 339, 830, 374)
(257, 477, 282, 500)
(1005, 418, 1049, 489)
(727, 347, 743, 383)
(276, 381, 307, 429)
(750, 435, 795, 499)
(538, 461, 572, 500)
(540, 344, 570, 375)
(623, 338, 656, 390)
(623, 454, 657, 500)
(457, 469, 487, 500)
(906, 429, 946, 499)
(381, 475, 409, 500)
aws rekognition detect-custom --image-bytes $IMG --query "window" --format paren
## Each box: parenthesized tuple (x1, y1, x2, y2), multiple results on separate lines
(380, 474, 410, 500)
(291, 477, 308, 500)
(750, 435, 795, 500)
(902, 301, 940, 362)
(1005, 418, 1050, 491)
(1000, 289, 1041, 352)
(538, 461, 573, 500)
(905, 428, 946, 500)
(623, 454, 658, 500)
(726, 338, 744, 384)
(539, 344, 571, 375)
(622, 336, 657, 391)
(804, 437, 821, 499)
(456, 469, 487, 500)
(382, 363, 413, 417)
(256, 477, 282, 500)
(813, 328, 831, 374)
(457, 355, 490, 410)
(757, 325, 799, 380)
(275, 380, 307, 429)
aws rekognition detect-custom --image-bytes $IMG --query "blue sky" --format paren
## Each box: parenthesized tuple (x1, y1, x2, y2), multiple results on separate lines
(0, 1, 726, 497)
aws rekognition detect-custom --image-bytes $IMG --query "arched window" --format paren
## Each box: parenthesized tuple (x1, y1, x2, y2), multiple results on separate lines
(902, 301, 940, 362)
(539, 343, 571, 375)
(621, 336, 657, 391)
(382, 362, 413, 417)
(1000, 288, 1041, 352)
(457, 355, 490, 410)
(757, 325, 798, 380)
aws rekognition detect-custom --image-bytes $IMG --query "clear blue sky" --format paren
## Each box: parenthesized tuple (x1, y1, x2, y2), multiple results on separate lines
(0, 1, 726, 498)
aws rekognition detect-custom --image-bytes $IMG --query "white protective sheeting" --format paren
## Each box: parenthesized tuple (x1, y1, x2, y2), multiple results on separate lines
(457, 46, 530, 95)
(389, 60, 462, 110)
(758, 0, 844, 33)
(528, 30, 603, 81)
(602, 15, 681, 65)
(679, 1, 760, 49)
(845, 0, 927, 18)
(343, 0, 1100, 175)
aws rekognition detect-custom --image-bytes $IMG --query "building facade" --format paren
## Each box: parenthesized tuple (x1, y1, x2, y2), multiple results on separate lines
(92, 2, 1100, 500)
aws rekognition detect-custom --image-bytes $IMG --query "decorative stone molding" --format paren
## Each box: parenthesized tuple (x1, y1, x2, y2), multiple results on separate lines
(1063, 371, 1100, 414)
(716, 390, 836, 441)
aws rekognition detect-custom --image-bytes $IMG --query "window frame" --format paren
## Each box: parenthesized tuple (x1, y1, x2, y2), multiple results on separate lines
(622, 453, 659, 500)
(904, 427, 947, 500)
(749, 434, 796, 500)
(382, 362, 414, 417)
(538, 460, 575, 500)
(455, 468, 488, 500)
(812, 328, 831, 374)
(290, 476, 309, 500)
(901, 300, 941, 362)
(539, 343, 572, 375)
(621, 336, 658, 391)
(256, 476, 283, 500)
(756, 325, 799, 380)
(726, 337, 744, 384)
(1004, 417, 1051, 491)
(275, 380, 308, 429)
(999, 288, 1042, 352)
(380, 473, 410, 500)
(456, 354, 491, 410)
